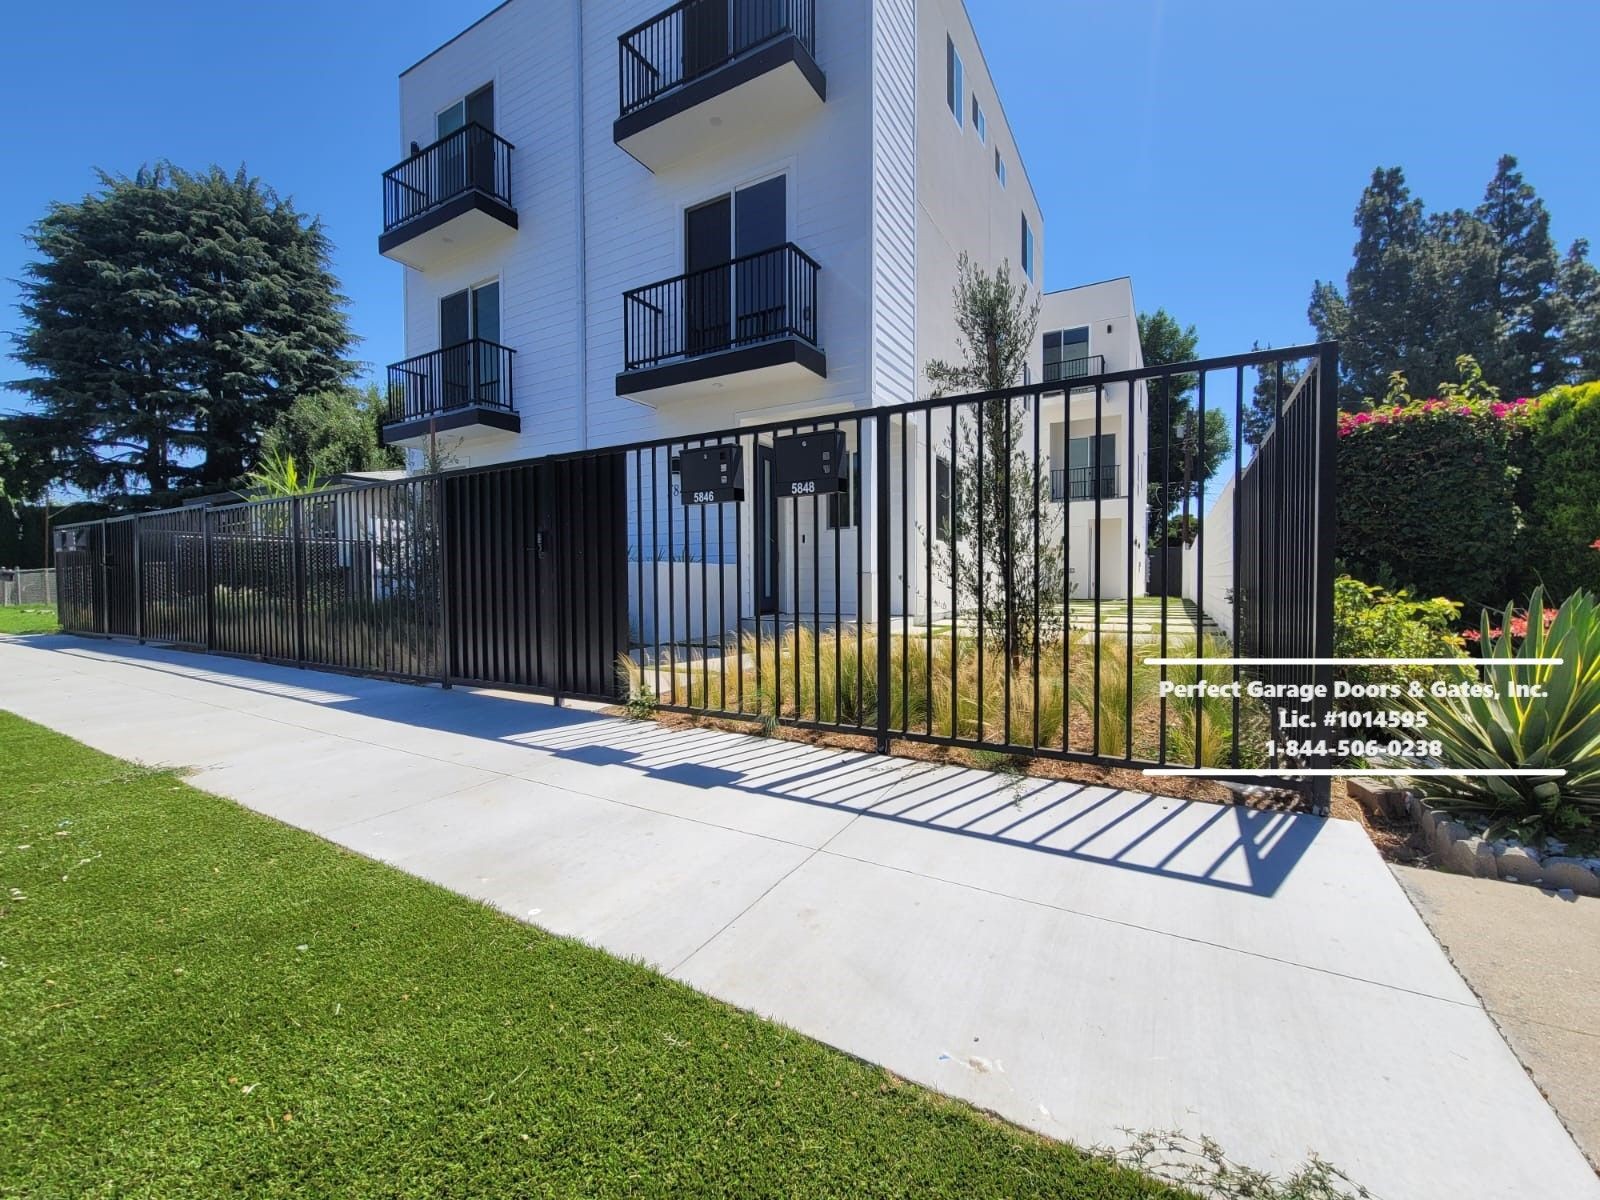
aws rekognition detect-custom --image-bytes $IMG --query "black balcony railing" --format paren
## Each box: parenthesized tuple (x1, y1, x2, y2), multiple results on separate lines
(1042, 355, 1105, 385)
(1051, 464, 1121, 501)
(382, 124, 515, 234)
(623, 243, 820, 372)
(385, 340, 515, 425)
(619, 0, 816, 116)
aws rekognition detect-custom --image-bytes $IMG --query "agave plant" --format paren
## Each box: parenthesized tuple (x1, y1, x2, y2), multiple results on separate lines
(1385, 588, 1600, 837)
(246, 448, 323, 497)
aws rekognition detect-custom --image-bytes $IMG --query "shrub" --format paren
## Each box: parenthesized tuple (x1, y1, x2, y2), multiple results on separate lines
(1383, 588, 1600, 839)
(1523, 381, 1600, 599)
(1332, 575, 1468, 705)
(1336, 359, 1539, 607)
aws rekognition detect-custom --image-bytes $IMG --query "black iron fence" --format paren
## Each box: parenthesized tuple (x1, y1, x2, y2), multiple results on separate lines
(382, 123, 514, 233)
(57, 345, 1337, 802)
(386, 340, 516, 425)
(623, 243, 820, 371)
(619, 0, 816, 116)
(613, 344, 1338, 804)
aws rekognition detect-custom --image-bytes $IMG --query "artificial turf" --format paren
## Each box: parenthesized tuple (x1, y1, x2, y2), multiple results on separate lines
(0, 712, 1182, 1198)
(0, 606, 59, 636)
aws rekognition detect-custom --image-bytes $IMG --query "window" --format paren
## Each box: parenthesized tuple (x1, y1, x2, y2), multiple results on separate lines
(994, 148, 1006, 188)
(827, 451, 861, 530)
(1043, 326, 1090, 383)
(972, 96, 986, 143)
(1021, 214, 1034, 282)
(440, 281, 500, 346)
(946, 37, 963, 127)
(437, 83, 494, 139)
(935, 455, 952, 543)
(1066, 433, 1118, 499)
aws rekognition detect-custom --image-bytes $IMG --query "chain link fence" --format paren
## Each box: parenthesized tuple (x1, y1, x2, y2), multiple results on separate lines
(2, 567, 56, 607)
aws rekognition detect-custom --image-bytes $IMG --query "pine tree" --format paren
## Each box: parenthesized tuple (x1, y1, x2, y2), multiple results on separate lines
(1310, 167, 1425, 404)
(1475, 155, 1560, 393)
(1311, 159, 1594, 402)
(1555, 239, 1600, 383)
(8, 164, 355, 497)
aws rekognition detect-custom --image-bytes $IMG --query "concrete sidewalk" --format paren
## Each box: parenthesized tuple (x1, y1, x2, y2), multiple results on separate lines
(1398, 864, 1600, 1173)
(3, 634, 1595, 1198)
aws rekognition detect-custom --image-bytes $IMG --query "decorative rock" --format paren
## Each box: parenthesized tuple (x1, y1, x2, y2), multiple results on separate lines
(1449, 835, 1499, 879)
(1496, 845, 1543, 883)
(1540, 857, 1600, 898)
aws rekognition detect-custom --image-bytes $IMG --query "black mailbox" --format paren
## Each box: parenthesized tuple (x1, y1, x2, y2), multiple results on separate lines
(773, 430, 846, 496)
(678, 443, 744, 504)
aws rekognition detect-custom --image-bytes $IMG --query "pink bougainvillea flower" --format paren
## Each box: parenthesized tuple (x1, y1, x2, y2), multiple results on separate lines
(1591, 537, 1600, 551)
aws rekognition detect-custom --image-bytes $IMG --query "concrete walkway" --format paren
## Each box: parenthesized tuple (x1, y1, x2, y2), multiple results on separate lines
(1397, 864, 1600, 1172)
(3, 634, 1595, 1199)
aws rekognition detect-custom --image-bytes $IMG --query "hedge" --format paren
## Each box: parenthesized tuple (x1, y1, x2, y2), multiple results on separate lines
(1523, 382, 1600, 598)
(1336, 392, 1537, 607)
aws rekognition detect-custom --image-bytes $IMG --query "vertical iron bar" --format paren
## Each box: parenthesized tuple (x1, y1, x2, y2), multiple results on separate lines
(1192, 371, 1206, 765)
(1092, 381, 1103, 757)
(1231, 366, 1244, 767)
(1031, 383, 1041, 751)
(291, 496, 307, 666)
(874, 411, 892, 753)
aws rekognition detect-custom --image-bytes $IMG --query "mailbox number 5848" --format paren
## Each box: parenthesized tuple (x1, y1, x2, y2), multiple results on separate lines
(789, 480, 817, 495)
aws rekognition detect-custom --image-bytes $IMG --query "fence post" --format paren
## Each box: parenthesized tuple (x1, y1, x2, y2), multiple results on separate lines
(202, 509, 215, 652)
(98, 522, 110, 637)
(133, 516, 145, 644)
(1312, 343, 1340, 812)
(435, 476, 452, 690)
(874, 412, 892, 754)
(291, 496, 307, 666)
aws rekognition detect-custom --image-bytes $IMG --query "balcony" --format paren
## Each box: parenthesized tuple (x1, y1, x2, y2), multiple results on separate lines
(1051, 464, 1122, 502)
(616, 243, 824, 399)
(378, 124, 517, 271)
(1043, 355, 1106, 386)
(382, 340, 519, 446)
(615, 0, 824, 172)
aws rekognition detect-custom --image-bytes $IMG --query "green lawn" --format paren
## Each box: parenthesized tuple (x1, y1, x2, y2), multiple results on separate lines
(0, 606, 59, 635)
(0, 712, 1181, 1199)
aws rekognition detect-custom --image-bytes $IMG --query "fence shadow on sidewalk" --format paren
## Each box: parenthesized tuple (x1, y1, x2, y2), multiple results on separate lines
(41, 636, 1324, 899)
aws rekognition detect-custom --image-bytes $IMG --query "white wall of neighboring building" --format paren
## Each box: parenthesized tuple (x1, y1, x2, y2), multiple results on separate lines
(1183, 475, 1235, 640)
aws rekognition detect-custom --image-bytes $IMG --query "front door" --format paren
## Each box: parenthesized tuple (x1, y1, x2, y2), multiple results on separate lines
(755, 443, 778, 614)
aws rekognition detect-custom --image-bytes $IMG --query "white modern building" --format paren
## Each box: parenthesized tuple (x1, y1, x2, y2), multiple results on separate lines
(1035, 277, 1148, 601)
(377, 0, 1144, 623)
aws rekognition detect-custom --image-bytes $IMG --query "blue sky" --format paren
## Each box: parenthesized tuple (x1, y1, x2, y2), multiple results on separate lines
(1, 0, 1596, 412)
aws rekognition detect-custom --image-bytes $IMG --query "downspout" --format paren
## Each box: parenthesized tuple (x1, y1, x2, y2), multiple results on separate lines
(573, 0, 590, 448)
